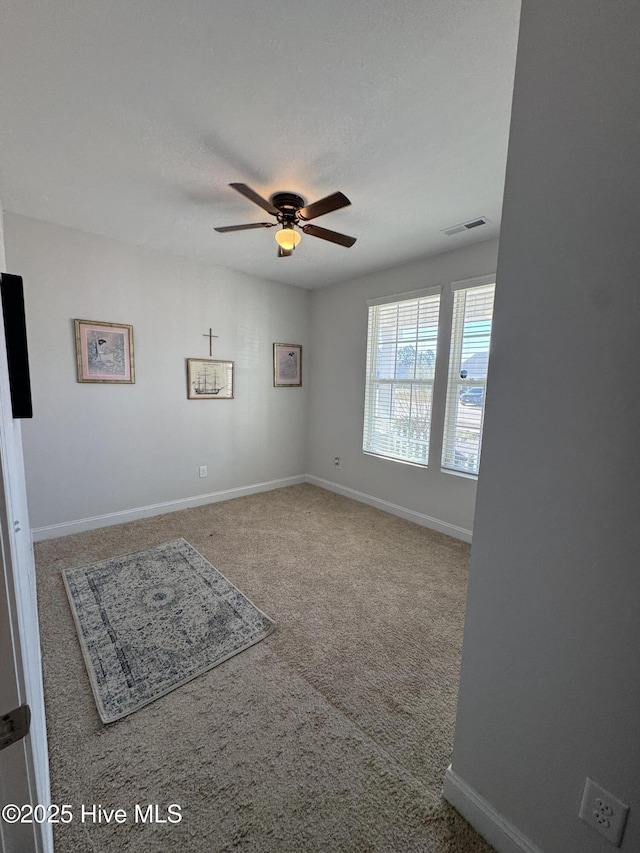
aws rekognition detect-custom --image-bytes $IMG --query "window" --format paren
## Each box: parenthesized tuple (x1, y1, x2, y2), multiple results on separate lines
(363, 288, 441, 466)
(441, 279, 495, 476)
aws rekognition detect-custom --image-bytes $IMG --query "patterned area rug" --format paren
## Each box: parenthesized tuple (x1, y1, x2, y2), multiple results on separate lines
(63, 538, 275, 723)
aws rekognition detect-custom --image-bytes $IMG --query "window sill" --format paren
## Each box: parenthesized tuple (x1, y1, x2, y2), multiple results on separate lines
(363, 451, 429, 470)
(441, 467, 478, 481)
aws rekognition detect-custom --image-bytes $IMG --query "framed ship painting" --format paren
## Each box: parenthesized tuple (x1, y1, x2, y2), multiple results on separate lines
(75, 319, 135, 383)
(187, 358, 234, 400)
(273, 343, 302, 387)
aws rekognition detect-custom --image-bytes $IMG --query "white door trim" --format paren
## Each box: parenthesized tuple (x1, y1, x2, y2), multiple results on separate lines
(0, 271, 52, 853)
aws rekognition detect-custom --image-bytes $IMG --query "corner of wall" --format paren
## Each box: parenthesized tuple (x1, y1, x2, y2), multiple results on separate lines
(443, 766, 544, 853)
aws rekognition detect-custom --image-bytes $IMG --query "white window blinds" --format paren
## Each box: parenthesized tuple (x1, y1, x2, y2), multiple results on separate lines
(363, 290, 441, 466)
(441, 281, 495, 476)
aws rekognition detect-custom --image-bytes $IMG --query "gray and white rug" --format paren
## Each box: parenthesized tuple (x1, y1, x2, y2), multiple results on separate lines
(63, 538, 275, 723)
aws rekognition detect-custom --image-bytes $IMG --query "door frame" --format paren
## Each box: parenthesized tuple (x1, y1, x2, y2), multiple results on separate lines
(0, 271, 52, 853)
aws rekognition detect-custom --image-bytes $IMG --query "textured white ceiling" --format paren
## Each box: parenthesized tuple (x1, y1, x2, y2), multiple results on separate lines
(0, 1, 520, 288)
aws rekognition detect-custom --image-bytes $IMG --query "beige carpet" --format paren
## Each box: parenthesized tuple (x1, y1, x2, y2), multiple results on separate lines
(35, 484, 494, 852)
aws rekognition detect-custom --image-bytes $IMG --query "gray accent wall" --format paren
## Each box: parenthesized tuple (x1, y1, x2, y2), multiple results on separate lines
(448, 1, 640, 852)
(0, 198, 5, 270)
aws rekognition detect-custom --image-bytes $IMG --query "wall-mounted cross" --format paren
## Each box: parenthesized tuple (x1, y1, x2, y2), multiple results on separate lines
(203, 327, 219, 357)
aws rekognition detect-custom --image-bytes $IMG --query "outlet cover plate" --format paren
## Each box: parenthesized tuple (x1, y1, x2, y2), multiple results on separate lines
(579, 777, 629, 846)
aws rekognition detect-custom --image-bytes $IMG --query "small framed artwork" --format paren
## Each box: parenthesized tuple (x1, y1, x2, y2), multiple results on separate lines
(187, 358, 234, 400)
(74, 319, 135, 383)
(273, 343, 302, 387)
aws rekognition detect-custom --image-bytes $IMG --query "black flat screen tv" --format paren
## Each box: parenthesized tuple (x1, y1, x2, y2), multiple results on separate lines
(1, 273, 33, 418)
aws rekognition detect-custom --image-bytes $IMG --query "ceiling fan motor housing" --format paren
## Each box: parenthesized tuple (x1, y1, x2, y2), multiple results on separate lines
(270, 192, 306, 225)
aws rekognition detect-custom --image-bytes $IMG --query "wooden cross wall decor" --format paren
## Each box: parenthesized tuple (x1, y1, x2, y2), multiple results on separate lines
(203, 327, 219, 357)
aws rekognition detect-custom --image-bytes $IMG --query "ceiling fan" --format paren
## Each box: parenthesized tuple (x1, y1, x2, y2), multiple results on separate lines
(214, 183, 357, 257)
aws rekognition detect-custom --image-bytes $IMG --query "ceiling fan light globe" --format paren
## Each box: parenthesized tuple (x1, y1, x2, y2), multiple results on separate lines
(274, 227, 301, 252)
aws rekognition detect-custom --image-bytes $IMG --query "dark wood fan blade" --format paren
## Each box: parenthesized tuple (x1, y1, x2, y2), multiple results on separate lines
(301, 224, 356, 247)
(214, 222, 275, 233)
(229, 183, 279, 216)
(297, 191, 351, 221)
(277, 246, 293, 257)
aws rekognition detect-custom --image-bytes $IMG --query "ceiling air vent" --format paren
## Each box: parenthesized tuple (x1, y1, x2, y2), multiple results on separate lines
(443, 217, 490, 237)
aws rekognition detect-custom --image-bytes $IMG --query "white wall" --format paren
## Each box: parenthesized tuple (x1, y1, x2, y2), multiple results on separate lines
(445, 2, 640, 853)
(5, 214, 310, 533)
(307, 239, 499, 539)
(7, 210, 497, 540)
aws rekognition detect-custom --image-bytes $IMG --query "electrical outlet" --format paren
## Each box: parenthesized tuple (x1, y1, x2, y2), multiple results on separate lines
(199, 466, 207, 478)
(334, 457, 342, 469)
(579, 777, 629, 847)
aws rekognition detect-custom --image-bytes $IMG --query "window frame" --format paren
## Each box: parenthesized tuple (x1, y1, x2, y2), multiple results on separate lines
(362, 286, 442, 468)
(440, 275, 496, 479)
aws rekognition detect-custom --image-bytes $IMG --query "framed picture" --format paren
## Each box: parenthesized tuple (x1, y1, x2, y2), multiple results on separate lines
(273, 343, 302, 387)
(74, 319, 135, 383)
(187, 358, 234, 400)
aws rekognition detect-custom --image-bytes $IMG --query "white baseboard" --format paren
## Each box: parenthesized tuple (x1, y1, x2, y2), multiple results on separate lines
(31, 475, 306, 541)
(32, 474, 473, 544)
(443, 766, 544, 853)
(305, 475, 472, 543)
